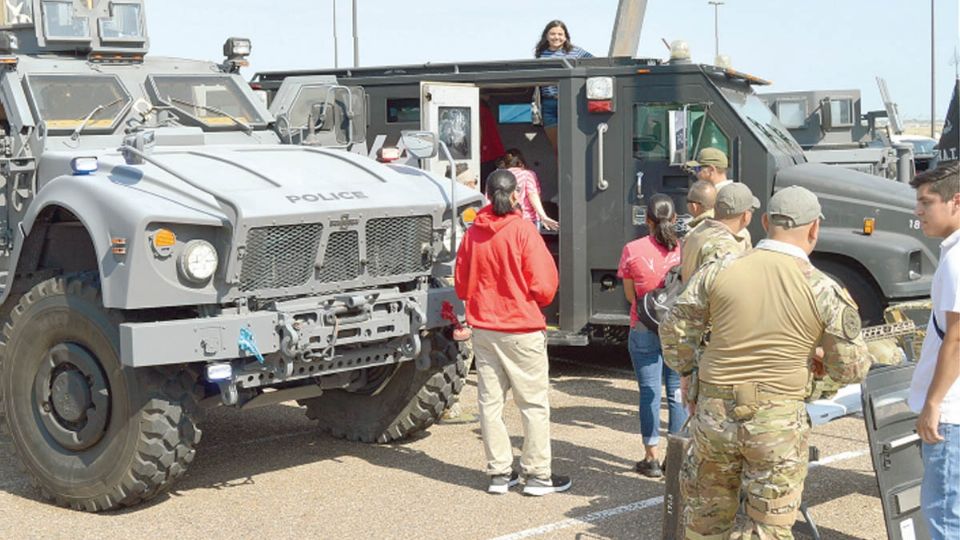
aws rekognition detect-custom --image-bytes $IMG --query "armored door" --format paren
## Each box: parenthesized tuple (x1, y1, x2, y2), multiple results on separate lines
(624, 83, 740, 228)
(420, 82, 480, 186)
(861, 364, 931, 540)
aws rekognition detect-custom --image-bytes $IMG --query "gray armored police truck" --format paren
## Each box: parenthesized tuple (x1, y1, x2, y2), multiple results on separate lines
(0, 0, 484, 511)
(254, 51, 938, 343)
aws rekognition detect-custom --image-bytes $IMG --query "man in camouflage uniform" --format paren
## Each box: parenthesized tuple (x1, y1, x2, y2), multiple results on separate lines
(681, 183, 758, 282)
(686, 180, 718, 230)
(661, 186, 873, 539)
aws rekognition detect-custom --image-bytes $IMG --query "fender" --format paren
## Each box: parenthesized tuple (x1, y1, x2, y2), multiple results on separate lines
(814, 227, 933, 301)
(2, 173, 224, 308)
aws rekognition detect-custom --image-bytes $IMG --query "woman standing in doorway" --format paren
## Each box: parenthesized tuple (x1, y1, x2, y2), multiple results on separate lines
(534, 20, 592, 150)
(617, 194, 687, 478)
(502, 148, 559, 231)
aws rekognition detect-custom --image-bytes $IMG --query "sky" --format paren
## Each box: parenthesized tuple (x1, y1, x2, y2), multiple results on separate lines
(148, 0, 960, 121)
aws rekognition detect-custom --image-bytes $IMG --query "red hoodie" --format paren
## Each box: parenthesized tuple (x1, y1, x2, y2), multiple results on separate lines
(454, 206, 559, 333)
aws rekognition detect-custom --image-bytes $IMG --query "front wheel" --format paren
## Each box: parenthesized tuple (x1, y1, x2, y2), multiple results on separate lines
(813, 260, 885, 325)
(0, 274, 202, 512)
(301, 332, 468, 443)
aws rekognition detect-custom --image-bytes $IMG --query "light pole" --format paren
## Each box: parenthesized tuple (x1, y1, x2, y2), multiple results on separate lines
(352, 0, 359, 67)
(708, 1, 724, 63)
(332, 0, 339, 68)
(930, 0, 935, 138)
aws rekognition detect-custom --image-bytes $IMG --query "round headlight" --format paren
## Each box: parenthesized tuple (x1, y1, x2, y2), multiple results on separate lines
(178, 240, 218, 283)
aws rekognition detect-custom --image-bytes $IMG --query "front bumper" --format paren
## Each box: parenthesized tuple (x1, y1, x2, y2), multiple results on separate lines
(118, 286, 463, 368)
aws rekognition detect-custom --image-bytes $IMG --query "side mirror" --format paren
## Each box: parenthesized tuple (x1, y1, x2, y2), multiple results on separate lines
(819, 98, 832, 131)
(401, 131, 439, 159)
(310, 103, 326, 130)
(121, 131, 156, 165)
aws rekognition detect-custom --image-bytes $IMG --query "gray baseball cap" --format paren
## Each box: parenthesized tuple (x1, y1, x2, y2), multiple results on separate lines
(767, 186, 825, 228)
(714, 183, 760, 218)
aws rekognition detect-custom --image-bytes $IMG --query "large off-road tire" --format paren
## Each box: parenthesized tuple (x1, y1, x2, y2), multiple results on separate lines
(0, 274, 202, 512)
(302, 332, 468, 443)
(814, 259, 885, 326)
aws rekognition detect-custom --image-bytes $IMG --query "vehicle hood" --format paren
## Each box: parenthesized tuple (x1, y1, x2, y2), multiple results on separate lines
(775, 162, 939, 256)
(775, 162, 916, 211)
(39, 145, 476, 223)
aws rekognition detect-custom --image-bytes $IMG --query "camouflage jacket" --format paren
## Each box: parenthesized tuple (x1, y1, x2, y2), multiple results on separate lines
(680, 220, 751, 282)
(661, 246, 872, 389)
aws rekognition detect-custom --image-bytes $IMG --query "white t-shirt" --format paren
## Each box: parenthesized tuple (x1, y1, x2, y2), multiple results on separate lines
(908, 228, 960, 424)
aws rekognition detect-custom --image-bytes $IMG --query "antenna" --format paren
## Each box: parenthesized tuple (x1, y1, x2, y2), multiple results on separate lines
(877, 76, 903, 135)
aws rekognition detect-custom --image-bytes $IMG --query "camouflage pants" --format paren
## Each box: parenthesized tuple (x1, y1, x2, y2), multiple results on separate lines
(680, 397, 810, 540)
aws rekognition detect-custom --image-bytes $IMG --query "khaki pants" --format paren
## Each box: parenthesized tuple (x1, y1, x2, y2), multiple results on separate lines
(472, 328, 551, 480)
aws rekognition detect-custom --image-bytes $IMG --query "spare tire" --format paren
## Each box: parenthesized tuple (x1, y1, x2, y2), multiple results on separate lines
(302, 332, 468, 443)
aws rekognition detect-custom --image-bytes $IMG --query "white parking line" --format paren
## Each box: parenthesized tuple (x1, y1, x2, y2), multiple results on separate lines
(489, 448, 871, 540)
(489, 497, 665, 540)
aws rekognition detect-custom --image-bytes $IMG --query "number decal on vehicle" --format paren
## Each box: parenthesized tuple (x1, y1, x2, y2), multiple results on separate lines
(909, 219, 921, 230)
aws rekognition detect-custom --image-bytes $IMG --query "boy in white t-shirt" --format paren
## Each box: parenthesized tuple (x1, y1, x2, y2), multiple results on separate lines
(907, 161, 960, 540)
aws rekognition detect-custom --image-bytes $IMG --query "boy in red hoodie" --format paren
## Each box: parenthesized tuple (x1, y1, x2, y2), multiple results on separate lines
(455, 169, 569, 496)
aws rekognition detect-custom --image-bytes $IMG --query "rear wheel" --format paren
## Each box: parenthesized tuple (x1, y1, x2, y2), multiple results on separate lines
(814, 260, 885, 325)
(0, 274, 202, 512)
(301, 332, 468, 443)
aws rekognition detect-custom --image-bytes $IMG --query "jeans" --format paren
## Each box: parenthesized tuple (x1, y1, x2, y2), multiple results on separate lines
(541, 98, 559, 127)
(921, 422, 960, 540)
(627, 326, 687, 446)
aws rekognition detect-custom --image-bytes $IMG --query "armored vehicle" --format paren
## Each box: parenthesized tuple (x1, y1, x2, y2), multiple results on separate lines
(255, 54, 938, 343)
(0, 1, 483, 511)
(760, 87, 914, 181)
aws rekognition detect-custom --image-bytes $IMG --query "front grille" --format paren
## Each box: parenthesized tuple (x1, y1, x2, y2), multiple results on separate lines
(317, 231, 361, 282)
(240, 224, 324, 291)
(366, 216, 433, 277)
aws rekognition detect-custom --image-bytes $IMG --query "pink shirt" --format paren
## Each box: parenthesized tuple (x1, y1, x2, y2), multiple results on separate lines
(617, 236, 681, 327)
(509, 167, 541, 223)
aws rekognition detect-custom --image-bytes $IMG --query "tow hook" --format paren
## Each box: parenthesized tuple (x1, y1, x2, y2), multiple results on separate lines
(280, 320, 301, 360)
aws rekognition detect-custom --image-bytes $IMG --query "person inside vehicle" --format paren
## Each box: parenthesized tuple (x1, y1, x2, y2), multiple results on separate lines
(502, 148, 559, 231)
(534, 20, 592, 151)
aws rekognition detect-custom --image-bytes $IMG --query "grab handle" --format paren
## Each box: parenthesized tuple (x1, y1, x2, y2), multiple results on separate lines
(596, 122, 609, 191)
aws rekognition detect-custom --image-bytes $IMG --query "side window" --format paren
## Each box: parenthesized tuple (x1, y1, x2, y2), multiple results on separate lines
(634, 104, 729, 162)
(386, 98, 419, 124)
(633, 104, 670, 160)
(688, 111, 729, 160)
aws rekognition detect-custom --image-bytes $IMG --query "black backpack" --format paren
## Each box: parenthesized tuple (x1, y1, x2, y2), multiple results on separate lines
(637, 264, 684, 333)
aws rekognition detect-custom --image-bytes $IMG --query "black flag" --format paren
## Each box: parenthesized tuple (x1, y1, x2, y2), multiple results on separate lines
(939, 79, 959, 163)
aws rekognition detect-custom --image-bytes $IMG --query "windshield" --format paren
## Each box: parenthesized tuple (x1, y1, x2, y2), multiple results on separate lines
(910, 140, 937, 155)
(719, 86, 805, 160)
(149, 75, 265, 129)
(27, 74, 131, 131)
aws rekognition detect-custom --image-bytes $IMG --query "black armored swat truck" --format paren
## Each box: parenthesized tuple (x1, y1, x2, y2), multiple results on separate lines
(255, 55, 938, 342)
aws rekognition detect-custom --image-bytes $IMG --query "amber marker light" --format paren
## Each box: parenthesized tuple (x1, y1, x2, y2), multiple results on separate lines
(862, 218, 875, 235)
(461, 207, 478, 226)
(111, 237, 127, 256)
(151, 229, 177, 257)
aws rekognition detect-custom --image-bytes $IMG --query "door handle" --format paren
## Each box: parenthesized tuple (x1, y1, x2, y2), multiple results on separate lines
(596, 122, 609, 191)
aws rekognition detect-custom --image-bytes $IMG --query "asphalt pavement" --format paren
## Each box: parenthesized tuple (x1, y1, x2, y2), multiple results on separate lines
(0, 347, 888, 539)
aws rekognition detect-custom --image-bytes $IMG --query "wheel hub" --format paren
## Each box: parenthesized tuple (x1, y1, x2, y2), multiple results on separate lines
(50, 369, 91, 423)
(34, 343, 111, 451)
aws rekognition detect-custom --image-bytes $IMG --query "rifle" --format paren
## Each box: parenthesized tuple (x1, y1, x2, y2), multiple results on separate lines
(861, 320, 916, 342)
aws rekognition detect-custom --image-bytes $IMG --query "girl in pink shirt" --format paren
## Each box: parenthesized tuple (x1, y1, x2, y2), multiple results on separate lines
(502, 148, 559, 231)
(617, 194, 686, 478)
